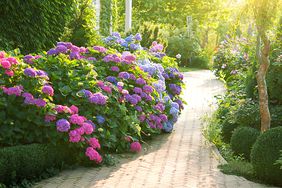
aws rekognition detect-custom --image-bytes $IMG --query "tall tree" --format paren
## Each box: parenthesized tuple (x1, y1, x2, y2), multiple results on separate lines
(248, 0, 281, 132)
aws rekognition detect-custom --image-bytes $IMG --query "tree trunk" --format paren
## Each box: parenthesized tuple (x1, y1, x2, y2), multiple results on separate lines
(256, 33, 271, 132)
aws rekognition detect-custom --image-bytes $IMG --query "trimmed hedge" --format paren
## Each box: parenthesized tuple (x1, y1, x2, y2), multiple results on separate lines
(230, 127, 260, 160)
(251, 127, 282, 186)
(0, 144, 75, 186)
(0, 0, 75, 53)
(221, 118, 239, 143)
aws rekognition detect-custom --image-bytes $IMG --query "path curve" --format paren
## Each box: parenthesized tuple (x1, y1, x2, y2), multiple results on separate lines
(35, 70, 271, 188)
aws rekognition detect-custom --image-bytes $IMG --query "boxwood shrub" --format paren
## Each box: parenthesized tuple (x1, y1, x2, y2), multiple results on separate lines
(251, 127, 282, 186)
(230, 127, 260, 160)
(0, 144, 75, 186)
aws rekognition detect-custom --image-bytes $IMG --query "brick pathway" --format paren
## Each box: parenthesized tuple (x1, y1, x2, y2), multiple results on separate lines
(35, 70, 273, 188)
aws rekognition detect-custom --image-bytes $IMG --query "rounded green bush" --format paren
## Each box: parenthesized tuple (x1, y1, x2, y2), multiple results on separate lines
(221, 118, 239, 143)
(230, 127, 260, 160)
(251, 127, 282, 186)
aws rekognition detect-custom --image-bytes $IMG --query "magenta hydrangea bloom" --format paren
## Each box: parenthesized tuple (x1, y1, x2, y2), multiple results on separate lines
(89, 92, 108, 105)
(89, 138, 101, 149)
(5, 70, 14, 77)
(1, 60, 11, 69)
(159, 114, 168, 122)
(34, 99, 47, 107)
(69, 114, 86, 125)
(70, 105, 79, 114)
(130, 142, 142, 152)
(69, 130, 81, 143)
(82, 122, 94, 135)
(0, 51, 6, 58)
(85, 147, 102, 163)
(2, 86, 23, 96)
(42, 85, 54, 96)
(45, 114, 56, 122)
(56, 119, 71, 132)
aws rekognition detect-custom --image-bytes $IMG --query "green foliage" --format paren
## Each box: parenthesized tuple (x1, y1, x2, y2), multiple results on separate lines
(251, 127, 282, 186)
(0, 144, 74, 186)
(219, 160, 256, 181)
(221, 118, 239, 143)
(61, 0, 101, 47)
(132, 22, 169, 49)
(0, 0, 76, 53)
(230, 127, 260, 160)
(100, 0, 112, 36)
(275, 150, 282, 169)
(233, 99, 260, 129)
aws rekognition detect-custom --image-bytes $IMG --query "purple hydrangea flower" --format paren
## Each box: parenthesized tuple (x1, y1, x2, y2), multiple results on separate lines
(135, 33, 142, 41)
(135, 106, 143, 112)
(56, 45, 68, 53)
(133, 87, 142, 94)
(118, 72, 130, 79)
(24, 68, 37, 77)
(70, 52, 81, 60)
(106, 76, 117, 84)
(143, 85, 154, 93)
(47, 48, 58, 56)
(42, 85, 54, 96)
(56, 119, 71, 132)
(136, 78, 146, 85)
(89, 92, 108, 105)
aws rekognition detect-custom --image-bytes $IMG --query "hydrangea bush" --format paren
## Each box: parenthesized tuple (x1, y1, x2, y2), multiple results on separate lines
(0, 33, 185, 164)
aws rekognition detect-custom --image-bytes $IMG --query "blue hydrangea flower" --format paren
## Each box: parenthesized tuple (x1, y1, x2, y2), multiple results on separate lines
(96, 115, 105, 124)
(163, 121, 173, 133)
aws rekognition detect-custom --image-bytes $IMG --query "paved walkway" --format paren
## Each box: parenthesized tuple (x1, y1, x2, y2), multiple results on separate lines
(35, 70, 272, 188)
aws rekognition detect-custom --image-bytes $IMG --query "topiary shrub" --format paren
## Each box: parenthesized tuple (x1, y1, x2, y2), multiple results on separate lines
(230, 127, 260, 160)
(233, 99, 260, 130)
(221, 118, 239, 143)
(251, 127, 282, 186)
(0, 144, 75, 186)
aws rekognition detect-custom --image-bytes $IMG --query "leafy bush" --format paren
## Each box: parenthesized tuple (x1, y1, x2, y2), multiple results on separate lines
(166, 28, 202, 67)
(0, 33, 185, 166)
(251, 127, 282, 186)
(267, 54, 282, 104)
(219, 160, 256, 181)
(221, 118, 239, 143)
(230, 127, 260, 160)
(61, 0, 101, 47)
(132, 22, 169, 50)
(0, 144, 74, 185)
(233, 99, 260, 130)
(0, 0, 76, 53)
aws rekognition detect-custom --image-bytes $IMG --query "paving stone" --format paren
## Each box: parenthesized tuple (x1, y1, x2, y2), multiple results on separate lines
(34, 70, 275, 188)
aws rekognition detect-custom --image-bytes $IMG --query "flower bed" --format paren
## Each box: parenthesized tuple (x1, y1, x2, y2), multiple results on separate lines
(0, 33, 185, 169)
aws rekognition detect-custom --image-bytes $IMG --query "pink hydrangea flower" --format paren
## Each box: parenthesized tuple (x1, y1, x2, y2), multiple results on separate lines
(1, 60, 11, 69)
(42, 85, 54, 96)
(7, 57, 18, 65)
(85, 147, 102, 163)
(5, 70, 14, 77)
(69, 114, 86, 125)
(69, 130, 81, 143)
(70, 105, 79, 114)
(2, 86, 23, 96)
(82, 122, 94, 135)
(130, 142, 142, 152)
(45, 114, 56, 122)
(0, 51, 6, 58)
(89, 138, 101, 149)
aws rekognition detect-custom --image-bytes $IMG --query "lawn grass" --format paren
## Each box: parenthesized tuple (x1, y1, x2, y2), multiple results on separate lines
(178, 66, 204, 72)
